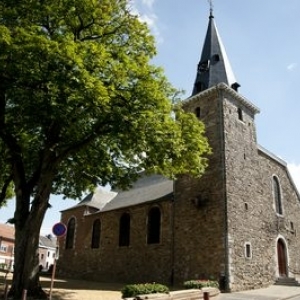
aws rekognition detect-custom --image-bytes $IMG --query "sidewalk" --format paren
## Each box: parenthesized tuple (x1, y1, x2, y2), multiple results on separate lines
(217, 286, 300, 300)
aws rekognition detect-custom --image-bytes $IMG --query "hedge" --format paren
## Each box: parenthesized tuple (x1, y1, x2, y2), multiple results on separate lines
(121, 283, 169, 298)
(183, 279, 219, 289)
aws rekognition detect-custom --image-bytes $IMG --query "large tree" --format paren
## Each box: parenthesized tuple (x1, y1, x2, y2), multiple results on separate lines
(0, 0, 210, 298)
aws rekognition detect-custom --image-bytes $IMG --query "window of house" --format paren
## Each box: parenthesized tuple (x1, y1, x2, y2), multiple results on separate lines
(119, 213, 130, 247)
(41, 254, 44, 259)
(195, 107, 201, 119)
(245, 243, 252, 259)
(147, 207, 161, 244)
(52, 253, 55, 258)
(273, 176, 283, 215)
(0, 244, 7, 252)
(91, 219, 101, 249)
(65, 217, 76, 249)
(238, 107, 243, 121)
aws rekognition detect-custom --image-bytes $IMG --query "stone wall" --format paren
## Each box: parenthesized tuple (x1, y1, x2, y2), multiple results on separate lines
(174, 88, 227, 286)
(58, 85, 300, 292)
(221, 89, 300, 291)
(58, 199, 174, 284)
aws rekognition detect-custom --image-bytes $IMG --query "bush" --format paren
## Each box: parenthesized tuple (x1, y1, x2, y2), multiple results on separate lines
(183, 279, 219, 289)
(121, 283, 169, 298)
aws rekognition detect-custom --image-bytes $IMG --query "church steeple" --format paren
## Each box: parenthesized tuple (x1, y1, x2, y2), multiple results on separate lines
(191, 10, 240, 96)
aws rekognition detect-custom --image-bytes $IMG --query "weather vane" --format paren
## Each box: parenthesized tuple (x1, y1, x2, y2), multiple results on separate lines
(207, 0, 214, 15)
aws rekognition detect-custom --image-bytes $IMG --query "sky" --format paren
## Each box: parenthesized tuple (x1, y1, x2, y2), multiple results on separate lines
(0, 0, 300, 235)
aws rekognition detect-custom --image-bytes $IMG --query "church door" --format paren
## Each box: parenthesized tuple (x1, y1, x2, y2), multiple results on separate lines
(277, 239, 288, 277)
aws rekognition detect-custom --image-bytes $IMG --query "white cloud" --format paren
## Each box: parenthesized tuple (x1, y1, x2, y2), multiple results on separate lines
(287, 63, 297, 71)
(139, 13, 157, 28)
(288, 163, 300, 191)
(130, 0, 162, 43)
(142, 0, 155, 9)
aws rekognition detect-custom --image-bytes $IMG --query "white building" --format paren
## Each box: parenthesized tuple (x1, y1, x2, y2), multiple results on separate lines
(38, 235, 57, 272)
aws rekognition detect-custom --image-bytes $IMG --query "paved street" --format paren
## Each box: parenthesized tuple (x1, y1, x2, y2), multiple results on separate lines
(217, 285, 300, 300)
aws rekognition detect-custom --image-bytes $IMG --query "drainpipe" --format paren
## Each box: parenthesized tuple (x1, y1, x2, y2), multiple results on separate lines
(170, 184, 175, 286)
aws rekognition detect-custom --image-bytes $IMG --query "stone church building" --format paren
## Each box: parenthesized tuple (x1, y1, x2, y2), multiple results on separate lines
(58, 10, 300, 292)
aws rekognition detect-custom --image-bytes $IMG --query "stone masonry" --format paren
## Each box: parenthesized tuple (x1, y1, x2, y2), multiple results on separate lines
(58, 83, 300, 292)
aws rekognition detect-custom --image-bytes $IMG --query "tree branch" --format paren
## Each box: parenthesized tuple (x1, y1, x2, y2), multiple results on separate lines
(58, 118, 112, 160)
(0, 174, 13, 206)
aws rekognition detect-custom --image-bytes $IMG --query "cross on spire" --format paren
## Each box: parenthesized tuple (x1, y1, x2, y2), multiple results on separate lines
(207, 0, 214, 17)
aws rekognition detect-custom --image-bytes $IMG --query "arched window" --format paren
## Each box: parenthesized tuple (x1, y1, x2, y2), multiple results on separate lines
(65, 217, 76, 249)
(91, 219, 101, 249)
(147, 207, 161, 244)
(273, 176, 283, 215)
(119, 213, 130, 247)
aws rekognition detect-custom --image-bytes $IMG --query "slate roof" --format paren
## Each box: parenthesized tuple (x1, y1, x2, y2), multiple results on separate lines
(102, 174, 173, 212)
(63, 174, 173, 214)
(62, 189, 117, 212)
(192, 11, 240, 95)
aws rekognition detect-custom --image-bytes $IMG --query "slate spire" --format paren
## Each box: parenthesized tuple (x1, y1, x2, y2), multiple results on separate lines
(191, 9, 240, 96)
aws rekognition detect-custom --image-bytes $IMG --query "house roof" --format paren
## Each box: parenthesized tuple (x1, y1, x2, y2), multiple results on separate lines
(192, 10, 239, 95)
(0, 223, 15, 240)
(39, 235, 57, 249)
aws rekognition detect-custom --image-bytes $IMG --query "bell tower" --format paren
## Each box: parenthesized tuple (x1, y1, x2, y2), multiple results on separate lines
(173, 7, 260, 291)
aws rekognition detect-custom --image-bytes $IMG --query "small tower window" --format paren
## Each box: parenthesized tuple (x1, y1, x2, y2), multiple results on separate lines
(290, 221, 295, 232)
(245, 243, 252, 259)
(195, 107, 201, 119)
(213, 54, 220, 61)
(238, 107, 243, 121)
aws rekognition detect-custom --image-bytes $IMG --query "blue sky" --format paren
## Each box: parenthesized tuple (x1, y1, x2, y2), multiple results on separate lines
(133, 0, 300, 182)
(0, 0, 299, 234)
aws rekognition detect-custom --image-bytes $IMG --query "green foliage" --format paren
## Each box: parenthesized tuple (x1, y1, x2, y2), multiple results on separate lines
(0, 0, 211, 296)
(183, 279, 219, 289)
(121, 283, 169, 298)
(0, 0, 211, 202)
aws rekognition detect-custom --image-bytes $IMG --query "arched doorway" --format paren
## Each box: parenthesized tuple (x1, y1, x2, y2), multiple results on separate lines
(277, 239, 288, 277)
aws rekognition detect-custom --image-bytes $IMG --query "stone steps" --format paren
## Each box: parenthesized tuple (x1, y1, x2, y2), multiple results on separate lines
(274, 277, 300, 286)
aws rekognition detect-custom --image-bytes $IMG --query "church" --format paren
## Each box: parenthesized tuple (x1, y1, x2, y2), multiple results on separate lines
(57, 8, 300, 292)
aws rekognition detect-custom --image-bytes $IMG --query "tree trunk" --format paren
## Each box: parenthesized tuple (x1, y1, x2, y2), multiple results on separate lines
(8, 184, 53, 299)
(8, 224, 47, 299)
